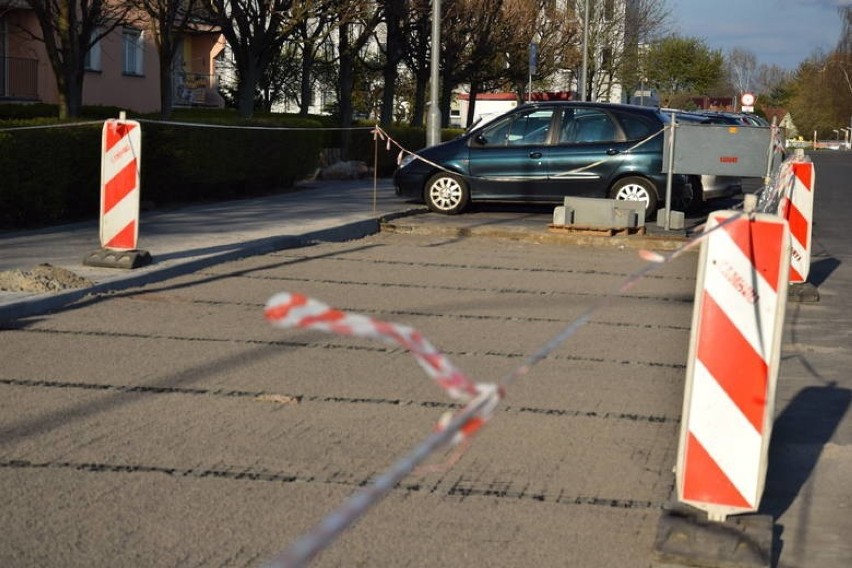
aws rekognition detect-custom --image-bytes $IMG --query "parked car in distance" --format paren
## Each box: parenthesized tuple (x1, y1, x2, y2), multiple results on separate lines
(394, 101, 695, 217)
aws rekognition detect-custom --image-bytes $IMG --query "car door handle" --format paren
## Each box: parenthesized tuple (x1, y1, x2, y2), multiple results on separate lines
(529, 152, 543, 159)
(606, 148, 620, 155)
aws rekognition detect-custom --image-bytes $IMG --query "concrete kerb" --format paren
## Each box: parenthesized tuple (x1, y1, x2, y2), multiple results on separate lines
(0, 217, 385, 324)
(380, 216, 692, 251)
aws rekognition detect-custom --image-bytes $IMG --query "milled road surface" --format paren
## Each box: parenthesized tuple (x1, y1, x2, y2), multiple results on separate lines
(1, 153, 850, 567)
(1, 234, 697, 567)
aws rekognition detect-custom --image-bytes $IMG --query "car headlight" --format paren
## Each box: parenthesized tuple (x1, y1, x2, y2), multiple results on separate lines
(399, 153, 418, 169)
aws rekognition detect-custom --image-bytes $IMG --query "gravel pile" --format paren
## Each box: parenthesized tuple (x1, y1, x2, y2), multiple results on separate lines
(0, 264, 93, 293)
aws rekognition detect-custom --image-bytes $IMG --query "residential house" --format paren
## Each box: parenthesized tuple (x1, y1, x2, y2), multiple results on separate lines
(0, 2, 225, 113)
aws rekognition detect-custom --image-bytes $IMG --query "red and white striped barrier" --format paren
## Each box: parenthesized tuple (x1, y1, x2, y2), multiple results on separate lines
(778, 159, 814, 283)
(100, 118, 142, 250)
(676, 211, 790, 522)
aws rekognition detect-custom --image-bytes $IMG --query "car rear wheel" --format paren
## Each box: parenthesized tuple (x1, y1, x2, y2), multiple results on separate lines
(609, 176, 659, 218)
(425, 172, 469, 214)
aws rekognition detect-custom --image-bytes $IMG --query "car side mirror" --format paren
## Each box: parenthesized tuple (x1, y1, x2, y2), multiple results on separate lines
(474, 134, 488, 145)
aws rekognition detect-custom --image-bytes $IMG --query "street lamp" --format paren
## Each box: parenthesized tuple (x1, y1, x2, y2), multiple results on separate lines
(579, 0, 590, 101)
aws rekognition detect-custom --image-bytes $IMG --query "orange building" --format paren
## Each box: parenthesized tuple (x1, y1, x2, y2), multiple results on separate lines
(1, 2, 225, 112)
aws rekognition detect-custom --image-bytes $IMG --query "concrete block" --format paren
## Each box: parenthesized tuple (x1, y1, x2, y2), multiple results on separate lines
(560, 197, 644, 229)
(656, 209, 685, 230)
(651, 504, 773, 568)
(552, 206, 574, 226)
(613, 199, 646, 227)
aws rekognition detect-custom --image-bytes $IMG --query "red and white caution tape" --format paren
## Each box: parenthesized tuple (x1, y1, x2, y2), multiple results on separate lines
(261, 215, 752, 566)
(265, 292, 494, 404)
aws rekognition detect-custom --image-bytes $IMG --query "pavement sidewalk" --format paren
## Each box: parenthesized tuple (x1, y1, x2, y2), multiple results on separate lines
(0, 178, 420, 323)
(1, 177, 698, 324)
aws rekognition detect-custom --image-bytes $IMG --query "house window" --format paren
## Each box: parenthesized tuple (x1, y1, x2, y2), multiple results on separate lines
(85, 28, 102, 72)
(122, 28, 144, 76)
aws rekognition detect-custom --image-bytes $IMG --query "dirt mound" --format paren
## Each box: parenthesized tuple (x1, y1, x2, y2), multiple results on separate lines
(0, 264, 93, 293)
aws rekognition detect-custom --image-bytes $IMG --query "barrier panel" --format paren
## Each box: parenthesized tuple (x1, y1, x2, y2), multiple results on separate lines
(83, 116, 151, 269)
(99, 118, 142, 250)
(675, 211, 790, 522)
(778, 160, 815, 283)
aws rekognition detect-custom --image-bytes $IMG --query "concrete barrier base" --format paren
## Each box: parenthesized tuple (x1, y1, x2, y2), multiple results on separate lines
(83, 248, 152, 270)
(651, 503, 772, 568)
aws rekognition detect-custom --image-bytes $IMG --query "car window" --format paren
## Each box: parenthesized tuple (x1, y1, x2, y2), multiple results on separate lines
(478, 109, 554, 146)
(616, 112, 658, 141)
(559, 108, 620, 144)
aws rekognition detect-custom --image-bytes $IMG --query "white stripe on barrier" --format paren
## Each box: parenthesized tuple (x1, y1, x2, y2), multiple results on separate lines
(703, 227, 779, 361)
(690, 359, 763, 505)
(101, 188, 140, 243)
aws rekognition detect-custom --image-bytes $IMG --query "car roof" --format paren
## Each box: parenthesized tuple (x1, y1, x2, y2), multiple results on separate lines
(517, 100, 662, 112)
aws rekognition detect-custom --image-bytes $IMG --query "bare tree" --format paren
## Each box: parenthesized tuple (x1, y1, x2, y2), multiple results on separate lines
(292, 8, 336, 115)
(727, 47, 757, 95)
(570, 0, 671, 102)
(202, 0, 340, 118)
(135, 0, 200, 119)
(15, 0, 135, 118)
(400, 0, 431, 126)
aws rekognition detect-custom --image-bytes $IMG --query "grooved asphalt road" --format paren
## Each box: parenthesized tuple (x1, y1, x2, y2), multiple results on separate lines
(1, 154, 850, 567)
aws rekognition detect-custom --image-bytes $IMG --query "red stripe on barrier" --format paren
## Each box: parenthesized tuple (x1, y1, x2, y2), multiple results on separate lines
(697, 294, 768, 432)
(682, 432, 751, 508)
(788, 203, 809, 250)
(103, 160, 138, 214)
(716, 215, 785, 292)
(790, 266, 804, 282)
(104, 122, 137, 152)
(793, 162, 812, 190)
(105, 220, 137, 250)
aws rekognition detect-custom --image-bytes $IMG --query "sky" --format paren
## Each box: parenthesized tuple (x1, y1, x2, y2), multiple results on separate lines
(673, 0, 851, 70)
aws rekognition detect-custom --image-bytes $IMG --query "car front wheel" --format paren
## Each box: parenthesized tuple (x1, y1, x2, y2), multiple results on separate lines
(425, 172, 469, 214)
(609, 176, 659, 218)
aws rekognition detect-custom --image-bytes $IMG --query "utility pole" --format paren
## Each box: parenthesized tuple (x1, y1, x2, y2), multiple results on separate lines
(427, 0, 442, 146)
(580, 0, 590, 101)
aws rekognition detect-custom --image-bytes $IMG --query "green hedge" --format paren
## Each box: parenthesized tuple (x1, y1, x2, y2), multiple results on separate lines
(0, 106, 324, 230)
(0, 104, 463, 229)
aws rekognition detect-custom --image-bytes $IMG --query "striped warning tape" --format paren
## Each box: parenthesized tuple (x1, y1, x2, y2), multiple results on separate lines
(264, 292, 503, 448)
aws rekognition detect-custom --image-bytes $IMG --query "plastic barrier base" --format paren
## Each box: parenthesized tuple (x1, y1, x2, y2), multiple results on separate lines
(788, 282, 820, 303)
(651, 503, 773, 568)
(83, 248, 152, 270)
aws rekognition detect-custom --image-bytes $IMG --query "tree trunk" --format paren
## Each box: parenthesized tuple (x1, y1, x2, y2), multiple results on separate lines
(439, 68, 453, 128)
(380, 0, 405, 125)
(299, 42, 315, 116)
(237, 62, 258, 119)
(466, 82, 480, 128)
(380, 61, 398, 125)
(159, 49, 174, 119)
(338, 23, 355, 158)
(411, 70, 428, 126)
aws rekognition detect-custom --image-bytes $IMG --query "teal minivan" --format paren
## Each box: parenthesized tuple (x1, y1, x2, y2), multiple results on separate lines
(393, 101, 694, 217)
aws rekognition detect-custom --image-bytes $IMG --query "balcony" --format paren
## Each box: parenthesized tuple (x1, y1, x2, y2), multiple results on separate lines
(172, 72, 224, 107)
(1, 56, 39, 100)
